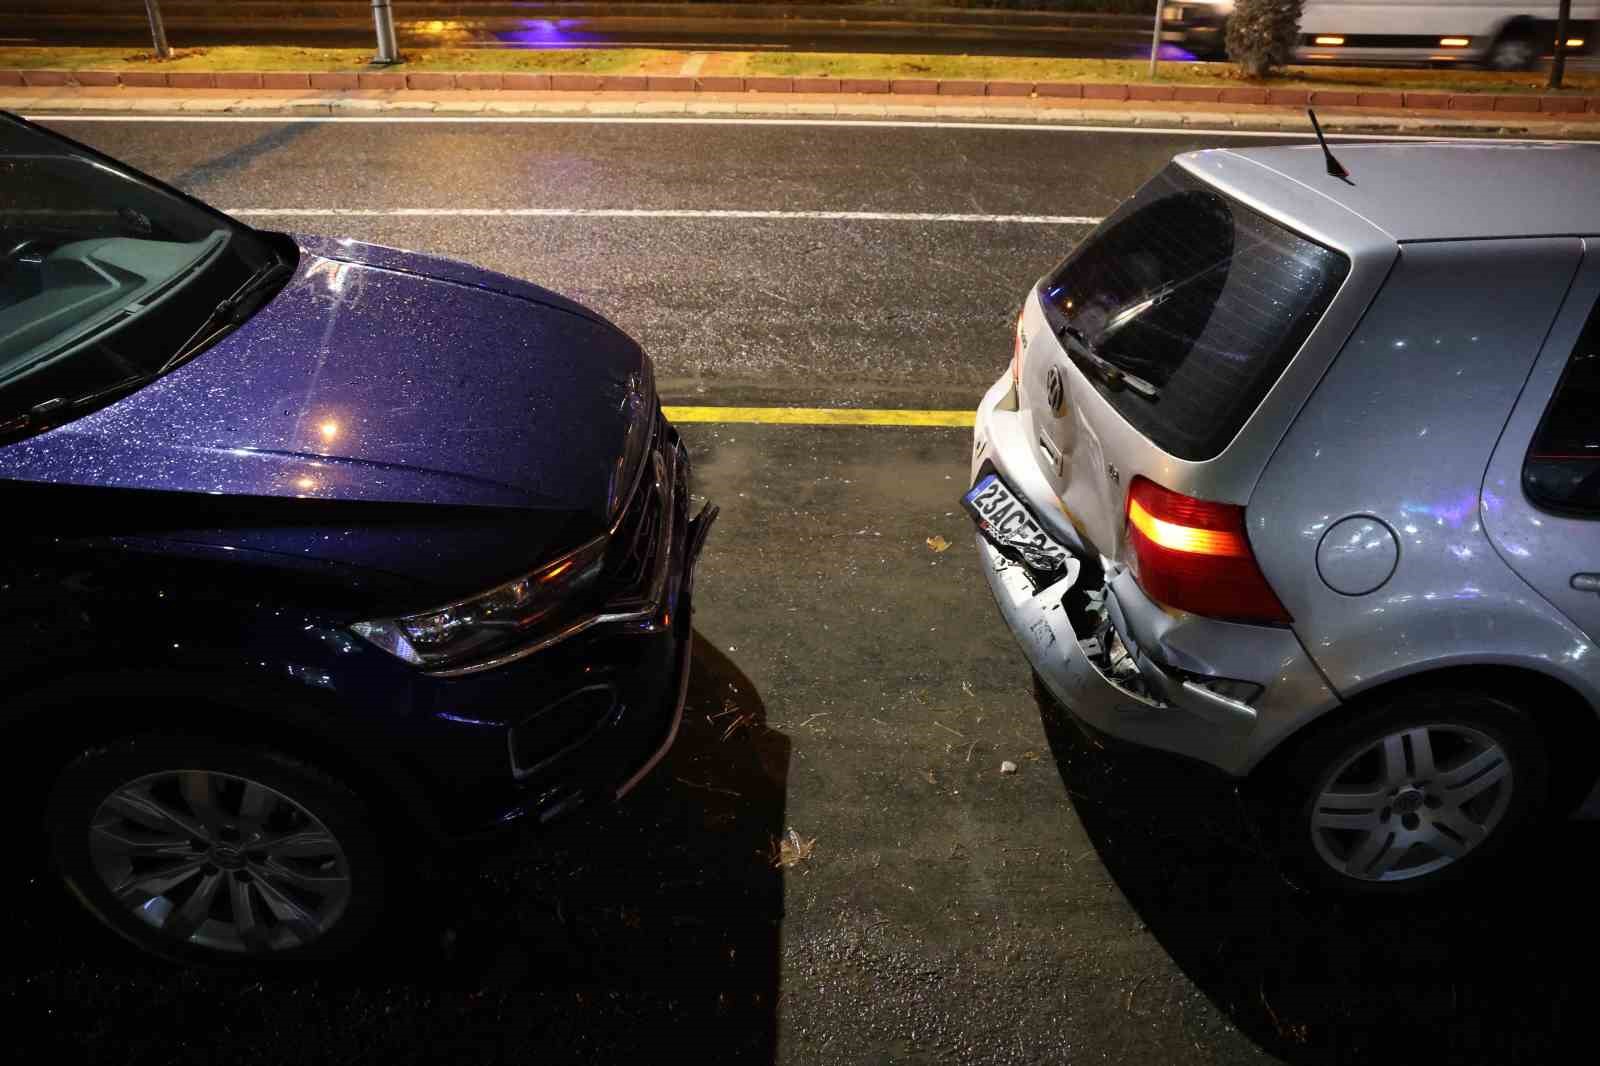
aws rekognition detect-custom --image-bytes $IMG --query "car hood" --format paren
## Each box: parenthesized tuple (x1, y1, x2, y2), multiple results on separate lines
(0, 237, 651, 520)
(0, 238, 656, 598)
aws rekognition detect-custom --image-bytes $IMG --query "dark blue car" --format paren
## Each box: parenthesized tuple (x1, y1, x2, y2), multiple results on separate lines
(0, 113, 715, 964)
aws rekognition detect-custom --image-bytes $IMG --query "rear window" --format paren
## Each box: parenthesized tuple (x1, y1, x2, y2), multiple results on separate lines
(1038, 164, 1350, 461)
(1523, 295, 1600, 515)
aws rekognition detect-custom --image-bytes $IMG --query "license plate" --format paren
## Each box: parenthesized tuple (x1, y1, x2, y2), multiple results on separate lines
(962, 474, 1072, 571)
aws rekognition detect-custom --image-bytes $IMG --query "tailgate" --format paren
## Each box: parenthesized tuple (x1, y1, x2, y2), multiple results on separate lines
(1015, 162, 1351, 562)
(1014, 292, 1129, 563)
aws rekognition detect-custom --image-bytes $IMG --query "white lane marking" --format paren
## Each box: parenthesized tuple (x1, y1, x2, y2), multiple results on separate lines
(224, 207, 1103, 224)
(20, 114, 1536, 141)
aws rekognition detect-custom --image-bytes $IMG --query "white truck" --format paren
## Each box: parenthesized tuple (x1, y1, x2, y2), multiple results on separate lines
(1160, 1, 1597, 69)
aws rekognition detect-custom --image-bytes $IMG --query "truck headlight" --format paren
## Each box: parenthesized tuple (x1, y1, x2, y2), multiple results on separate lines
(352, 539, 608, 666)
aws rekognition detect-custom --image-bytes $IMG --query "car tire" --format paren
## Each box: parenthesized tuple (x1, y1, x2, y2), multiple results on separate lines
(47, 735, 386, 966)
(1264, 688, 1548, 898)
(1485, 29, 1540, 71)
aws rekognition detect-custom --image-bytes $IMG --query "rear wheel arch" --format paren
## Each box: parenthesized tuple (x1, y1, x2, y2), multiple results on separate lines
(1254, 663, 1599, 816)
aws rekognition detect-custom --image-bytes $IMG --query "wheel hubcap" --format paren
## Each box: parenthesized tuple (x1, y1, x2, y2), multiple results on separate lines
(87, 770, 352, 954)
(1309, 723, 1513, 883)
(1391, 786, 1425, 815)
(209, 845, 247, 871)
(1492, 41, 1535, 69)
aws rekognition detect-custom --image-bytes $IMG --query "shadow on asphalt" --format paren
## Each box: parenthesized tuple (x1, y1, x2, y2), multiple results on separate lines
(1038, 688, 1600, 1066)
(3, 632, 791, 1066)
(169, 121, 316, 196)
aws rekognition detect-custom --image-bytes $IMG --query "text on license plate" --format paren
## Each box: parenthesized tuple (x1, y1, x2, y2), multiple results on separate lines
(962, 474, 1071, 568)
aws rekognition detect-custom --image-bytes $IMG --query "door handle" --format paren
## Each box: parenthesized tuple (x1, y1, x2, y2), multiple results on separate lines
(1573, 573, 1600, 593)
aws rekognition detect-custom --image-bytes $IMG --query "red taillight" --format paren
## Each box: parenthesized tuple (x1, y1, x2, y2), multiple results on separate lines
(1124, 476, 1291, 624)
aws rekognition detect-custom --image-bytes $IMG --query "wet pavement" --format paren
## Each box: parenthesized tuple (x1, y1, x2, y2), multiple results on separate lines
(6, 117, 1598, 1065)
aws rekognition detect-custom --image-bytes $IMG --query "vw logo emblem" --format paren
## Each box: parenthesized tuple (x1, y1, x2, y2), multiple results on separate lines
(1044, 365, 1066, 416)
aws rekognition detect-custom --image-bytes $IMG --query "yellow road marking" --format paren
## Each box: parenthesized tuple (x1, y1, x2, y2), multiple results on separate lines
(662, 405, 974, 427)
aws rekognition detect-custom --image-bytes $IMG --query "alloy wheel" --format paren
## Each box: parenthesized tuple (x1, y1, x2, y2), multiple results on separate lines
(1309, 723, 1513, 883)
(87, 769, 352, 954)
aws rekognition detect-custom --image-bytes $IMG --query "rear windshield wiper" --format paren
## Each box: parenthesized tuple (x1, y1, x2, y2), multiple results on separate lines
(161, 255, 294, 374)
(1058, 322, 1161, 400)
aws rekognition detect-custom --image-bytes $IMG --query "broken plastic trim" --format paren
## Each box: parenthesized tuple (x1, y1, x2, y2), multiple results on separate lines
(1075, 574, 1167, 708)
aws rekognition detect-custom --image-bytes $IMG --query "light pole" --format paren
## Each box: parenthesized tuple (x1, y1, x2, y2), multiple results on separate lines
(371, 0, 400, 65)
(1149, 0, 1165, 79)
(1549, 0, 1573, 89)
(144, 0, 171, 59)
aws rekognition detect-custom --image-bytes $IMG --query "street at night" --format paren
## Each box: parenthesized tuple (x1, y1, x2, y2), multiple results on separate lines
(2, 114, 1597, 1065)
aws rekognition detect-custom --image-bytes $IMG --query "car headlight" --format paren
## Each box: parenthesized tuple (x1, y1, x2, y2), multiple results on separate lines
(351, 539, 608, 666)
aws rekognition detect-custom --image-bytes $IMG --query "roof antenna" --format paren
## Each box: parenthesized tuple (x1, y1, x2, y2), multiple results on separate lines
(1307, 109, 1352, 184)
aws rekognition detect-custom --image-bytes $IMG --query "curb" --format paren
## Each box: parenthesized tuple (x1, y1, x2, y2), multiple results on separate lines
(6, 90, 1599, 138)
(4, 69, 1599, 114)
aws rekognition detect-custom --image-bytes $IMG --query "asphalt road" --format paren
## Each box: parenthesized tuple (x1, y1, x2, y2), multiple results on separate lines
(56, 118, 1277, 394)
(5, 116, 1597, 1066)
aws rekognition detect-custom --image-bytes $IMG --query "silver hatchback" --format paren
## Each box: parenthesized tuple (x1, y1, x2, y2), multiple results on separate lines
(968, 140, 1600, 896)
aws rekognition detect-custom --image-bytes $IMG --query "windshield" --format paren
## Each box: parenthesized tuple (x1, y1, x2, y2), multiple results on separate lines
(0, 114, 287, 438)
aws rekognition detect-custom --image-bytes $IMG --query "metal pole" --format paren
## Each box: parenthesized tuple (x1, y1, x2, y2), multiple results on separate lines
(371, 0, 400, 65)
(144, 0, 171, 59)
(1549, 0, 1572, 90)
(1149, 0, 1164, 80)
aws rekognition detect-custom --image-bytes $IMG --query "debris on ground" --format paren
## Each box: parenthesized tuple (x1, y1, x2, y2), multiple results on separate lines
(709, 699, 760, 740)
(720, 711, 758, 741)
(674, 777, 742, 798)
(926, 535, 951, 553)
(1000, 760, 1019, 775)
(1261, 982, 1311, 1044)
(771, 828, 817, 869)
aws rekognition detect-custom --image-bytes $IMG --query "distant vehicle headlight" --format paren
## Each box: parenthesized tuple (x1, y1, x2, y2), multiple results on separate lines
(352, 539, 609, 665)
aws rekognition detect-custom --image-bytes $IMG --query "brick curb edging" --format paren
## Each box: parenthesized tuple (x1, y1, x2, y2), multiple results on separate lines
(4, 68, 1598, 114)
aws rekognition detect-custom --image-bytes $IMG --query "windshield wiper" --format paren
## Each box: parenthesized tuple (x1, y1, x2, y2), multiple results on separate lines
(1100, 281, 1183, 340)
(1, 372, 155, 439)
(1058, 322, 1161, 400)
(161, 255, 294, 374)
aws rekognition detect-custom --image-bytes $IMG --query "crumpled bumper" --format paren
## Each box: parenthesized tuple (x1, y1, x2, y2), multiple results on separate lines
(976, 534, 1257, 775)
